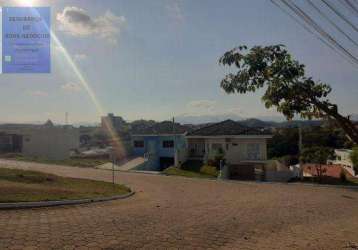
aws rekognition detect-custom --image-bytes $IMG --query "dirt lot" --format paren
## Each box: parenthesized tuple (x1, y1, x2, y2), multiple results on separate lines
(0, 159, 358, 249)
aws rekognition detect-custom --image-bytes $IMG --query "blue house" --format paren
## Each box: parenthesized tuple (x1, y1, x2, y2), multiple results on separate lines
(131, 121, 188, 171)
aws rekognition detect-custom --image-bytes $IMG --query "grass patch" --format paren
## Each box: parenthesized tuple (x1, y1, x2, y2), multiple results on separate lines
(0, 154, 109, 168)
(163, 166, 215, 179)
(200, 165, 219, 177)
(0, 168, 130, 203)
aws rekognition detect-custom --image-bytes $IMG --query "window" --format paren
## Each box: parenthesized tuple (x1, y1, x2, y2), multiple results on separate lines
(134, 140, 144, 148)
(194, 143, 205, 153)
(162, 140, 174, 148)
(247, 144, 261, 160)
(0, 136, 11, 144)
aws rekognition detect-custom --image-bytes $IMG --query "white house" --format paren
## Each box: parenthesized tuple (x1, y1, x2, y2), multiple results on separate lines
(186, 120, 272, 180)
(328, 149, 356, 176)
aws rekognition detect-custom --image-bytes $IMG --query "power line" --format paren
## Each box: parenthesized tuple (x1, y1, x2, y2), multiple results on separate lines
(271, 0, 320, 36)
(341, 0, 358, 16)
(321, 0, 358, 32)
(280, 0, 358, 66)
(306, 0, 358, 47)
(271, 0, 346, 55)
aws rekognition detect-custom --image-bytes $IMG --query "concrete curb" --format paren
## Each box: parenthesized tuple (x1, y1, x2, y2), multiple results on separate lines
(0, 191, 135, 210)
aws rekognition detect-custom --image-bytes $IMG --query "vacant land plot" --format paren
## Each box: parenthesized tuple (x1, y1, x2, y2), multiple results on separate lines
(0, 168, 130, 203)
(0, 159, 358, 250)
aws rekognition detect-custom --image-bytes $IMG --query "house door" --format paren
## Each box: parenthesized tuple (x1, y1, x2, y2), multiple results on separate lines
(147, 140, 156, 154)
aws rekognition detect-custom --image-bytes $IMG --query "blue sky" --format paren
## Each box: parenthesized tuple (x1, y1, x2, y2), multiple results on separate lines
(0, 0, 357, 124)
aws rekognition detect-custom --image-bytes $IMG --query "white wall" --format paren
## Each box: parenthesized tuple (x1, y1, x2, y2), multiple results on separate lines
(205, 138, 268, 164)
(22, 127, 79, 160)
(329, 149, 356, 176)
(175, 148, 188, 167)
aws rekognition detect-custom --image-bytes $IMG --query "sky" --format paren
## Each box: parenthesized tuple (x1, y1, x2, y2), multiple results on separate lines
(0, 0, 357, 124)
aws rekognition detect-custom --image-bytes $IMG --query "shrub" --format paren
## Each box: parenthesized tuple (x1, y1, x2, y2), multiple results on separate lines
(350, 146, 358, 174)
(207, 148, 225, 168)
(207, 159, 217, 167)
(200, 165, 219, 177)
(279, 155, 299, 166)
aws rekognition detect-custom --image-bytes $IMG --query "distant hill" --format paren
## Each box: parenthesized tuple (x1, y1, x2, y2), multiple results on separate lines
(238, 118, 276, 128)
(174, 113, 324, 128)
(175, 114, 243, 124)
(275, 120, 323, 128)
(174, 114, 291, 125)
(236, 119, 322, 128)
(351, 114, 358, 121)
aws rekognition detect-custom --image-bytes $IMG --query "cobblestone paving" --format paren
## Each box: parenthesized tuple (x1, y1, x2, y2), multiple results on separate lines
(0, 159, 358, 249)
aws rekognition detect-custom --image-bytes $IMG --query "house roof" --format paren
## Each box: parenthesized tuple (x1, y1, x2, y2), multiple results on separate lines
(186, 119, 271, 136)
(131, 121, 189, 135)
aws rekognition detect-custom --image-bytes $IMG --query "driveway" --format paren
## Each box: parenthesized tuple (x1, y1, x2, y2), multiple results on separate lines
(0, 159, 358, 250)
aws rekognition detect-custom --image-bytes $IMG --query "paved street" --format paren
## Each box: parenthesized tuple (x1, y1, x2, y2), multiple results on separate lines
(0, 159, 358, 249)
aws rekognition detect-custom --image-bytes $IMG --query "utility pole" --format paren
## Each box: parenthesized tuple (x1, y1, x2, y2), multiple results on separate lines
(299, 124, 303, 180)
(172, 116, 175, 148)
(172, 117, 175, 134)
(110, 149, 115, 187)
(299, 125, 303, 154)
(172, 117, 176, 167)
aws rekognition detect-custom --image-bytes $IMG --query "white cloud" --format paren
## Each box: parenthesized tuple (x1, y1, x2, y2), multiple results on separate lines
(56, 6, 126, 44)
(187, 100, 216, 110)
(28, 90, 49, 97)
(166, 0, 184, 24)
(61, 82, 82, 92)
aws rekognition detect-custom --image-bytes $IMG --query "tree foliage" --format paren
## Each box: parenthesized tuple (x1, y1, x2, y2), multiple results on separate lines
(300, 146, 335, 165)
(219, 45, 358, 144)
(300, 146, 335, 181)
(351, 147, 358, 173)
(268, 128, 298, 158)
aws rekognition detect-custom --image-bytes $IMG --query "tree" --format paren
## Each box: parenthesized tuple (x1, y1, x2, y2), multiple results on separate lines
(300, 146, 335, 182)
(350, 146, 358, 174)
(208, 147, 225, 168)
(219, 45, 358, 144)
(268, 128, 299, 158)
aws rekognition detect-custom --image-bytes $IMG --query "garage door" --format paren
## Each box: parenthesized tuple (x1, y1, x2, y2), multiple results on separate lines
(230, 165, 255, 180)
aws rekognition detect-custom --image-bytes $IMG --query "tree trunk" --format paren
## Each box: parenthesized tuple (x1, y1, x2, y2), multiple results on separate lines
(313, 101, 358, 145)
(316, 164, 322, 183)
